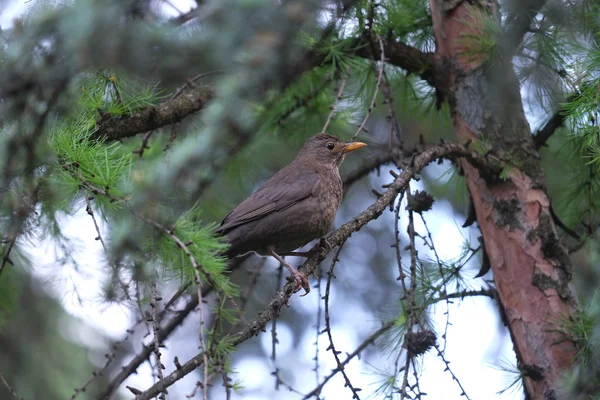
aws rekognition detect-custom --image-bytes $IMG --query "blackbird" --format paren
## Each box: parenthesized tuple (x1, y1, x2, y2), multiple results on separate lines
(216, 133, 366, 294)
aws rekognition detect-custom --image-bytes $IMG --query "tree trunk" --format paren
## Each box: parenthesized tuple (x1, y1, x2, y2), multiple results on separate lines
(428, 1, 579, 398)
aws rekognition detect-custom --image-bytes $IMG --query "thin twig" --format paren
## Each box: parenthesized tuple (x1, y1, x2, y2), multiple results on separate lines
(70, 332, 129, 399)
(84, 190, 132, 301)
(271, 261, 284, 390)
(0, 235, 16, 279)
(100, 256, 248, 399)
(418, 214, 450, 352)
(313, 263, 322, 387)
(401, 187, 420, 399)
(0, 372, 23, 400)
(321, 73, 349, 133)
(169, 71, 223, 101)
(150, 281, 166, 399)
(193, 268, 209, 400)
(303, 321, 394, 399)
(434, 343, 471, 399)
(351, 35, 385, 140)
(323, 243, 362, 399)
(100, 294, 200, 399)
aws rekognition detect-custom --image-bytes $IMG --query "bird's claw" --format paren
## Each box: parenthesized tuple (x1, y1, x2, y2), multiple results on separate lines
(319, 237, 333, 251)
(287, 269, 310, 296)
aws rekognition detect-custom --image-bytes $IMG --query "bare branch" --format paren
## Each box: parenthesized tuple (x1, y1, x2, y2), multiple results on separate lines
(321, 73, 349, 134)
(150, 282, 166, 399)
(322, 243, 363, 399)
(100, 294, 200, 399)
(355, 39, 435, 88)
(351, 35, 385, 140)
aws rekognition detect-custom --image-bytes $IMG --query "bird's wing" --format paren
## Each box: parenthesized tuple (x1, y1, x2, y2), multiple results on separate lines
(217, 165, 319, 234)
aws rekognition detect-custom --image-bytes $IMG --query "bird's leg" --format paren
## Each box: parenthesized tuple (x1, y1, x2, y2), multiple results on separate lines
(268, 249, 310, 295)
(279, 250, 314, 258)
(281, 237, 334, 259)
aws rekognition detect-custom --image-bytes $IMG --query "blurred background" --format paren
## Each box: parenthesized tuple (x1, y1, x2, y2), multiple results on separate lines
(0, 0, 598, 399)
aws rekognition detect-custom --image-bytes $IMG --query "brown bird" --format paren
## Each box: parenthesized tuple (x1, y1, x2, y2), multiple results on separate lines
(216, 133, 366, 294)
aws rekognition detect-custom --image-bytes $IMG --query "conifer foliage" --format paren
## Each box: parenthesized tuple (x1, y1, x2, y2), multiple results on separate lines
(1, 0, 599, 399)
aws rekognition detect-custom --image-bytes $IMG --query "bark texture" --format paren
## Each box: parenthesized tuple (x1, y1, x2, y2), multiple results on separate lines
(428, 1, 578, 398)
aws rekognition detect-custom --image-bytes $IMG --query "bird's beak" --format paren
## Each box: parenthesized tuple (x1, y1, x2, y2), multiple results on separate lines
(342, 142, 367, 153)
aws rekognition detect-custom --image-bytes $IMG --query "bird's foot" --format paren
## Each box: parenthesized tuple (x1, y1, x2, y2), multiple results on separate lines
(319, 237, 333, 251)
(268, 248, 311, 296)
(286, 269, 311, 296)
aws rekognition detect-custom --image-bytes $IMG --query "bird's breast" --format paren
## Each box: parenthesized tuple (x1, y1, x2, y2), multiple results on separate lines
(313, 170, 343, 235)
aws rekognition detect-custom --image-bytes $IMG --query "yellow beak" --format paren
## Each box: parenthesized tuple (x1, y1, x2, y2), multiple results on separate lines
(342, 142, 367, 153)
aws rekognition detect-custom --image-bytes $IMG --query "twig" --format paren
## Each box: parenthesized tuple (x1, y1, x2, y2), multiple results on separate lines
(0, 82, 62, 279)
(271, 369, 303, 395)
(323, 243, 362, 399)
(150, 281, 166, 399)
(84, 190, 132, 301)
(169, 71, 223, 101)
(192, 265, 210, 400)
(236, 259, 265, 319)
(303, 321, 395, 399)
(400, 192, 419, 399)
(70, 331, 131, 399)
(313, 263, 322, 387)
(351, 35, 385, 140)
(100, 257, 248, 399)
(434, 343, 471, 399)
(0, 234, 17, 279)
(418, 214, 450, 352)
(342, 149, 402, 188)
(321, 73, 349, 133)
(0, 371, 23, 400)
(271, 261, 284, 381)
(170, 7, 201, 25)
(100, 295, 200, 399)
(132, 130, 155, 158)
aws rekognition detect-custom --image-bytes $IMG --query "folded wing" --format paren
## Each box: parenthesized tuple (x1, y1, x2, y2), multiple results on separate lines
(216, 165, 319, 234)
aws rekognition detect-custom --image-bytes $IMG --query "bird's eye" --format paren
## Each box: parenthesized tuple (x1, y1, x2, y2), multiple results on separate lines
(326, 142, 335, 150)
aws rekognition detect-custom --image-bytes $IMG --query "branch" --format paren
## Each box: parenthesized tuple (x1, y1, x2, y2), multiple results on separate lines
(132, 143, 498, 400)
(354, 38, 435, 88)
(534, 110, 565, 149)
(533, 91, 581, 149)
(170, 7, 201, 25)
(503, 0, 548, 56)
(100, 293, 199, 399)
(90, 87, 214, 142)
(0, 371, 22, 400)
(90, 35, 435, 144)
(99, 257, 248, 399)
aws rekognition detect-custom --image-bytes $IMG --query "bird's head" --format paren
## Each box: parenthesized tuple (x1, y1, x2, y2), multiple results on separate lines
(295, 133, 367, 167)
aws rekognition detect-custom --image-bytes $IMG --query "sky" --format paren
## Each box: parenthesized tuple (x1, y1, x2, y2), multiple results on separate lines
(2, 1, 524, 399)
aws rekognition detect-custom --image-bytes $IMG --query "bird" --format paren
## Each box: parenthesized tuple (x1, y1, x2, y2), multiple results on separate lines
(216, 133, 367, 294)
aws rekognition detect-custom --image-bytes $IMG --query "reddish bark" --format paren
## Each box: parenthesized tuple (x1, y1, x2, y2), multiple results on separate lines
(428, 1, 578, 398)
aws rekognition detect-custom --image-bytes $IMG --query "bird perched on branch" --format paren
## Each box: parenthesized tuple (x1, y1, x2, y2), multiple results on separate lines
(216, 133, 367, 294)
